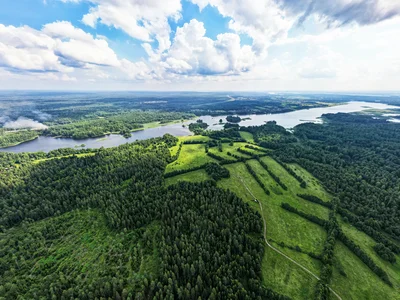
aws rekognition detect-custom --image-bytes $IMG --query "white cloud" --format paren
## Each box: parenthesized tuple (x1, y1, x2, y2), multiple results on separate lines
(80, 0, 182, 53)
(43, 21, 120, 67)
(0, 21, 156, 84)
(0, 22, 121, 73)
(0, 24, 70, 72)
(161, 19, 257, 76)
(190, 0, 292, 56)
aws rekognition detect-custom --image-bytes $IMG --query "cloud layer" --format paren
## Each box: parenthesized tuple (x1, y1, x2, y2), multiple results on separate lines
(0, 0, 399, 88)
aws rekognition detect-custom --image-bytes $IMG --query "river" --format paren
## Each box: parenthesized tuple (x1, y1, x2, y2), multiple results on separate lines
(1, 101, 398, 153)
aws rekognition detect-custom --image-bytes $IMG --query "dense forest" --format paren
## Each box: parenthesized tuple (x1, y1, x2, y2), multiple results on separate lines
(273, 113, 400, 260)
(2, 92, 400, 299)
(0, 134, 288, 299)
(0, 129, 38, 148)
(42, 111, 193, 139)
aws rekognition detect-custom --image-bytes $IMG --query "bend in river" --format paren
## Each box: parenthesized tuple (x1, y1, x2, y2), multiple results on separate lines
(1, 101, 398, 153)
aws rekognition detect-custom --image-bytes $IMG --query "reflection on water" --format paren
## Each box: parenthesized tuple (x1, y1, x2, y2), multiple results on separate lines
(1, 101, 398, 153)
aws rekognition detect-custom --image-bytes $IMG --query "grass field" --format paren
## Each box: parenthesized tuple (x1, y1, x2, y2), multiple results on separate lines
(208, 142, 250, 160)
(165, 169, 210, 186)
(239, 131, 254, 142)
(164, 143, 400, 299)
(217, 161, 326, 299)
(166, 143, 215, 172)
(169, 135, 210, 156)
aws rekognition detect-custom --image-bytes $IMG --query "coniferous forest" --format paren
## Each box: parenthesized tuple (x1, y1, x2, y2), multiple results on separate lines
(1, 94, 400, 299)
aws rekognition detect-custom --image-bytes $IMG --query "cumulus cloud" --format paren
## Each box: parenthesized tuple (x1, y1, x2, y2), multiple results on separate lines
(43, 21, 121, 67)
(4, 117, 48, 130)
(190, 0, 292, 56)
(77, 0, 182, 53)
(160, 19, 257, 76)
(0, 24, 70, 73)
(0, 21, 153, 82)
(0, 22, 120, 73)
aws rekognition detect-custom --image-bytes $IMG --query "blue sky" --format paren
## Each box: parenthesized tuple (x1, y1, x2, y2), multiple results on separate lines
(0, 0, 399, 91)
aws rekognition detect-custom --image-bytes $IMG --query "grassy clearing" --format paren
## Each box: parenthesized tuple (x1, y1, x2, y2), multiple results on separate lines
(163, 150, 400, 299)
(335, 217, 400, 294)
(223, 142, 252, 157)
(254, 159, 330, 221)
(331, 241, 400, 300)
(239, 131, 254, 142)
(165, 169, 210, 186)
(217, 161, 326, 299)
(285, 163, 331, 202)
(32, 153, 96, 164)
(166, 144, 216, 172)
(169, 135, 210, 156)
(208, 142, 249, 160)
(262, 246, 319, 300)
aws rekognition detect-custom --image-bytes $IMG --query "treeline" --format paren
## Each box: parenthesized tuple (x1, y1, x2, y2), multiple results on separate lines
(206, 128, 242, 140)
(0, 136, 290, 299)
(297, 194, 332, 209)
(241, 121, 296, 149)
(278, 114, 400, 243)
(257, 159, 288, 190)
(182, 140, 207, 144)
(171, 142, 183, 162)
(245, 144, 270, 153)
(315, 212, 338, 300)
(336, 230, 392, 286)
(337, 207, 400, 260)
(237, 147, 260, 158)
(207, 152, 238, 165)
(0, 129, 38, 148)
(281, 203, 392, 287)
(205, 162, 230, 180)
(164, 164, 207, 178)
(43, 111, 191, 139)
(281, 203, 327, 228)
(274, 159, 307, 188)
(245, 162, 271, 195)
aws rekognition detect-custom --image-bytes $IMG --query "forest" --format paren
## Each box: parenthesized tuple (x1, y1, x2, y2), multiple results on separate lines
(0, 129, 38, 148)
(1, 97, 400, 299)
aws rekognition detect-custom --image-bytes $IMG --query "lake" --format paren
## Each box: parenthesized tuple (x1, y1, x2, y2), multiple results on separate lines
(1, 101, 398, 153)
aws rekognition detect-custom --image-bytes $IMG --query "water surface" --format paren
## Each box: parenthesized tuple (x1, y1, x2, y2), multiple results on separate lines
(1, 101, 398, 153)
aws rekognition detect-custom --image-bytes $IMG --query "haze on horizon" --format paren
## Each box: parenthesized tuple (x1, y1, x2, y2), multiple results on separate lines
(0, 0, 399, 92)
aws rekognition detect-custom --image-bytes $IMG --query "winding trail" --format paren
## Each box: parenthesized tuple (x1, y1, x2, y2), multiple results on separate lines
(235, 175, 342, 300)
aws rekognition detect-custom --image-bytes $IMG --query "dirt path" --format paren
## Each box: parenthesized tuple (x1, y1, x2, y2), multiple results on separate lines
(236, 175, 342, 300)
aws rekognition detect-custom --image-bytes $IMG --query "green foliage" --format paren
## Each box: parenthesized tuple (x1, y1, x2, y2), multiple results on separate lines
(0, 210, 159, 299)
(43, 111, 192, 139)
(226, 115, 241, 123)
(0, 129, 38, 148)
(374, 243, 397, 264)
(205, 162, 230, 180)
(188, 119, 208, 134)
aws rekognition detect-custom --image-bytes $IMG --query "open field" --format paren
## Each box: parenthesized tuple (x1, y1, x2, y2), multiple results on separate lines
(166, 143, 215, 172)
(164, 141, 400, 299)
(165, 169, 210, 186)
(239, 131, 254, 142)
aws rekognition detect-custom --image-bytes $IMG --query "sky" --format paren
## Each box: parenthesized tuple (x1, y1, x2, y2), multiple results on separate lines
(0, 0, 399, 91)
